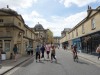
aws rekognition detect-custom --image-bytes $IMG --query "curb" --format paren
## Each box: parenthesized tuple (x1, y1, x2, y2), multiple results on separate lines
(67, 51, 100, 65)
(78, 55, 100, 65)
(1, 56, 32, 75)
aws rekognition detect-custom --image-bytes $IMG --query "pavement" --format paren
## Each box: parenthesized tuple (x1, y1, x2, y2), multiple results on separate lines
(77, 51, 100, 65)
(65, 48, 100, 65)
(0, 55, 33, 75)
(0, 48, 100, 75)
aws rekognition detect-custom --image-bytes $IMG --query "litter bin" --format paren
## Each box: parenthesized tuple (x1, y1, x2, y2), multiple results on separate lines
(1, 52, 6, 60)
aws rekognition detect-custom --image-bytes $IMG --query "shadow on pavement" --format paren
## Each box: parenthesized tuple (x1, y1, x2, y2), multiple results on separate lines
(77, 61, 89, 65)
(36, 61, 45, 64)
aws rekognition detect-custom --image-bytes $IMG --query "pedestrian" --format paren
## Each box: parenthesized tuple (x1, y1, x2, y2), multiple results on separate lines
(40, 45, 45, 60)
(96, 44, 100, 60)
(72, 44, 78, 62)
(64, 45, 66, 50)
(13, 44, 18, 62)
(45, 44, 50, 59)
(51, 45, 57, 63)
(35, 45, 41, 62)
(26, 46, 31, 55)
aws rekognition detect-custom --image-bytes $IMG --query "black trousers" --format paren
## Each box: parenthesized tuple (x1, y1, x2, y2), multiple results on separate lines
(36, 52, 40, 60)
(51, 53, 56, 60)
(27, 51, 30, 55)
(41, 52, 44, 58)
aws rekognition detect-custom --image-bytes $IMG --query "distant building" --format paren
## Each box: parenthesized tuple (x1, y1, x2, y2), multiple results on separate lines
(60, 28, 71, 49)
(61, 28, 71, 38)
(31, 22, 53, 45)
(53, 36, 61, 46)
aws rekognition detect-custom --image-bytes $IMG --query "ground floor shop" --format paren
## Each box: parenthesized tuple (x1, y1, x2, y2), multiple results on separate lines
(62, 41, 69, 49)
(0, 37, 35, 60)
(81, 31, 100, 54)
(72, 38, 82, 51)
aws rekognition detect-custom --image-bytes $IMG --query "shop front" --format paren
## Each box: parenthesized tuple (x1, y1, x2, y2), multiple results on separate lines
(72, 38, 82, 52)
(81, 31, 100, 55)
(62, 41, 68, 49)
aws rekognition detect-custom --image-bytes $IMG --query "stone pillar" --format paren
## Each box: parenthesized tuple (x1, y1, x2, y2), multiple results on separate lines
(21, 33, 24, 55)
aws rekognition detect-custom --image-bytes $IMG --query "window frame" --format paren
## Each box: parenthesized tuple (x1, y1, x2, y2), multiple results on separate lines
(91, 18, 96, 30)
(82, 24, 85, 34)
(0, 19, 3, 23)
(76, 29, 78, 36)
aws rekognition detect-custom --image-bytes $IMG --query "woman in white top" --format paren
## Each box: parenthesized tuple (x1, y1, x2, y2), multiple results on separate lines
(45, 44, 50, 59)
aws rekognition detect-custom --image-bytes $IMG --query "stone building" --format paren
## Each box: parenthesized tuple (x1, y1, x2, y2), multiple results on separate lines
(53, 36, 61, 47)
(60, 6, 100, 55)
(0, 7, 35, 59)
(32, 22, 53, 46)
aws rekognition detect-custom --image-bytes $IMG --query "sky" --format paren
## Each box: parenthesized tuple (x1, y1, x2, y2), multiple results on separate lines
(0, 0, 100, 36)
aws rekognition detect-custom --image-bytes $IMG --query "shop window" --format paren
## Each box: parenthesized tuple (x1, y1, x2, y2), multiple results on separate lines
(5, 41, 10, 52)
(91, 18, 96, 30)
(18, 22, 21, 27)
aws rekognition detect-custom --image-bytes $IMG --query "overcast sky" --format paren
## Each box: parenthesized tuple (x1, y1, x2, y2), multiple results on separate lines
(0, 0, 99, 36)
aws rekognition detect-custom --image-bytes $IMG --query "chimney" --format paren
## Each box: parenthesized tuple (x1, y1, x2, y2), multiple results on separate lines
(7, 5, 9, 8)
(87, 5, 91, 15)
(88, 5, 90, 9)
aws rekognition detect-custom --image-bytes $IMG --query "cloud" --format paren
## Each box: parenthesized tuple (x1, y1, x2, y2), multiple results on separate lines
(0, 0, 38, 9)
(22, 10, 87, 36)
(0, 0, 88, 36)
(59, 0, 98, 7)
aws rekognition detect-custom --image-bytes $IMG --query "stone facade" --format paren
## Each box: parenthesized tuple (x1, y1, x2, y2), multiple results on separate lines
(0, 7, 35, 59)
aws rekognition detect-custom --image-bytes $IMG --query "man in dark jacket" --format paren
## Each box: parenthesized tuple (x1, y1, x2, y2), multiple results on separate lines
(40, 45, 45, 59)
(35, 45, 41, 62)
(13, 44, 18, 61)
